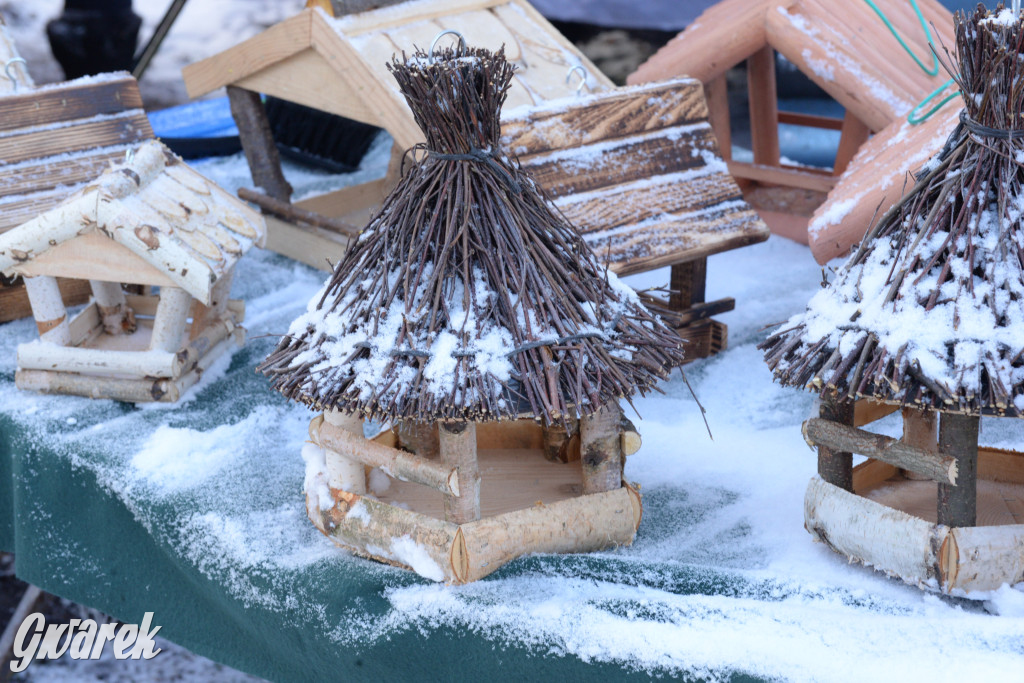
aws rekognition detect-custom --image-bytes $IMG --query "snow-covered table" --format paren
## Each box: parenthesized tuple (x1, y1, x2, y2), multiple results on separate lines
(2, 150, 1024, 681)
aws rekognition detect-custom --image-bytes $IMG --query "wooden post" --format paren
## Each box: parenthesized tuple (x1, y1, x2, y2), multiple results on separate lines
(669, 258, 707, 312)
(149, 287, 191, 353)
(901, 408, 937, 480)
(23, 276, 71, 345)
(440, 421, 480, 524)
(397, 421, 439, 459)
(704, 75, 731, 161)
(747, 45, 780, 167)
(542, 418, 578, 462)
(581, 401, 624, 494)
(938, 412, 978, 528)
(89, 280, 136, 335)
(323, 409, 367, 494)
(190, 270, 233, 340)
(227, 85, 293, 202)
(817, 394, 854, 491)
(833, 111, 871, 176)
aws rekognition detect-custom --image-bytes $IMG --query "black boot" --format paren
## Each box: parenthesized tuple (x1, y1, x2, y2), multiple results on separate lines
(46, 0, 141, 79)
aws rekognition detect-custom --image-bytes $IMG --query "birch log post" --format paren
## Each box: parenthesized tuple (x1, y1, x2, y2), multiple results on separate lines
(323, 409, 367, 494)
(440, 422, 480, 524)
(803, 417, 958, 485)
(189, 270, 233, 340)
(23, 276, 70, 345)
(938, 413, 978, 528)
(542, 418, 577, 463)
(581, 401, 624, 494)
(902, 408, 938, 481)
(89, 280, 136, 335)
(816, 395, 854, 491)
(149, 287, 191, 353)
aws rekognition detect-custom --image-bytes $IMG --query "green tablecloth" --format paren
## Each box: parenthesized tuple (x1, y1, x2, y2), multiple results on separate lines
(3, 242, 1023, 682)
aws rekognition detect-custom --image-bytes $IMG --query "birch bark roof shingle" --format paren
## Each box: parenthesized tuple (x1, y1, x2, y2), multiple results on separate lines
(0, 140, 266, 305)
(259, 47, 686, 425)
(761, 7, 1024, 417)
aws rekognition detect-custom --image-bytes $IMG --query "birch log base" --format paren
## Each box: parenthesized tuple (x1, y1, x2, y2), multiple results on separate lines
(302, 417, 643, 584)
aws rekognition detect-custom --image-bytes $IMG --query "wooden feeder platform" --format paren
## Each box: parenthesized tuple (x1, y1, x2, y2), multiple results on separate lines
(803, 399, 1024, 593)
(306, 415, 643, 584)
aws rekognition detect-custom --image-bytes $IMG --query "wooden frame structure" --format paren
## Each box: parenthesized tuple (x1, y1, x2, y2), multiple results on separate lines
(182, 0, 613, 271)
(0, 141, 266, 403)
(627, 0, 954, 243)
(0, 18, 156, 322)
(803, 396, 1024, 593)
(306, 408, 643, 584)
(183, 1, 769, 361)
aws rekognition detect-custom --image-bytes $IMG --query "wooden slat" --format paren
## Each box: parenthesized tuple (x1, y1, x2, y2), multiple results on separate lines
(979, 447, 1024, 486)
(183, 11, 313, 98)
(677, 319, 727, 362)
(674, 297, 735, 327)
(0, 112, 152, 168)
(0, 77, 143, 134)
(728, 161, 837, 194)
(853, 398, 900, 427)
(335, 0, 500, 35)
(555, 172, 742, 237)
(501, 80, 707, 156)
(520, 124, 717, 197)
(777, 111, 844, 131)
(593, 207, 768, 277)
(0, 148, 127, 201)
(852, 459, 900, 493)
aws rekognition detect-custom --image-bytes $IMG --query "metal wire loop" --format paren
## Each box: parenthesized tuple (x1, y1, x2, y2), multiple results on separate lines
(429, 30, 467, 63)
(4, 57, 27, 93)
(566, 65, 588, 96)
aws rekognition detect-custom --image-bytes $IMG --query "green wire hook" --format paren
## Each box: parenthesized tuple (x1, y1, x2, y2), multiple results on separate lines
(863, 0, 940, 77)
(908, 78, 958, 124)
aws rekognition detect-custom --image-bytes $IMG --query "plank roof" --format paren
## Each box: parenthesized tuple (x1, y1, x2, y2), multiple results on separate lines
(501, 78, 769, 276)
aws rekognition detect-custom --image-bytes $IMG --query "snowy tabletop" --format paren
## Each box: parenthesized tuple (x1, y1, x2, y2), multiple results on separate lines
(2, 147, 1023, 681)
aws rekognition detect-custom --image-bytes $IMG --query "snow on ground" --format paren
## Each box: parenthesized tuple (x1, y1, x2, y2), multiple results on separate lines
(0, 146, 1023, 681)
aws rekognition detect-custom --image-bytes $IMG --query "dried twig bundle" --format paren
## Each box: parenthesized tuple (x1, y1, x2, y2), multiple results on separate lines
(260, 47, 686, 424)
(762, 5, 1024, 416)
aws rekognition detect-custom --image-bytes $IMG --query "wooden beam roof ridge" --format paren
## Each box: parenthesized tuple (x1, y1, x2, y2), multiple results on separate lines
(627, 0, 775, 85)
(182, 10, 315, 99)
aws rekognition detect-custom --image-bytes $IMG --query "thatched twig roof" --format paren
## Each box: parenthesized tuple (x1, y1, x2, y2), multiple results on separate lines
(260, 47, 686, 424)
(762, 6, 1024, 417)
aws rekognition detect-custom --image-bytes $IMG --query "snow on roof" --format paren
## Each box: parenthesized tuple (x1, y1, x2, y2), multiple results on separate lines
(261, 49, 685, 424)
(0, 140, 265, 304)
(762, 7, 1024, 418)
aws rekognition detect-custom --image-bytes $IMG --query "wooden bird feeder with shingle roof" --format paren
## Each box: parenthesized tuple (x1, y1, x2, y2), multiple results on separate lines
(260, 47, 689, 584)
(761, 7, 1024, 594)
(0, 140, 266, 403)
(0, 14, 156, 322)
(628, 0, 954, 244)
(182, 0, 769, 362)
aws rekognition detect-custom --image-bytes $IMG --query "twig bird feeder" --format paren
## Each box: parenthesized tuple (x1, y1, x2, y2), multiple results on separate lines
(260, 47, 687, 583)
(762, 7, 1024, 593)
(0, 141, 266, 403)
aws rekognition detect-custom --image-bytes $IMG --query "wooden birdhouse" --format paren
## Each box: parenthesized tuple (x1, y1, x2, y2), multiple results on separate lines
(182, 0, 769, 361)
(628, 0, 954, 243)
(181, 0, 614, 270)
(0, 17, 156, 322)
(260, 48, 688, 584)
(761, 8, 1024, 594)
(0, 140, 266, 403)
